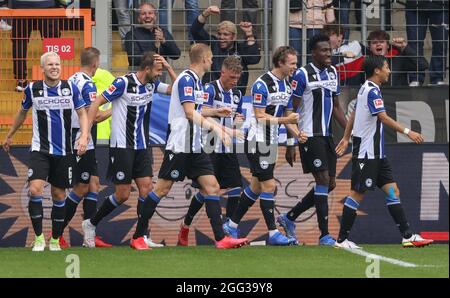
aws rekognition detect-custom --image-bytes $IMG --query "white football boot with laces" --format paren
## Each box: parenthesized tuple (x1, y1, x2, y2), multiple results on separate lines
(334, 239, 362, 249)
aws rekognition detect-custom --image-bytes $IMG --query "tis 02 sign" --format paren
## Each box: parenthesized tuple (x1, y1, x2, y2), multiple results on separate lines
(43, 38, 75, 60)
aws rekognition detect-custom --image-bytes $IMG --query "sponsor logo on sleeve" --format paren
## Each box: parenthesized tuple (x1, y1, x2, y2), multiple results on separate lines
(254, 93, 263, 104)
(89, 92, 96, 102)
(106, 85, 116, 95)
(291, 80, 298, 90)
(373, 99, 384, 109)
(184, 86, 193, 97)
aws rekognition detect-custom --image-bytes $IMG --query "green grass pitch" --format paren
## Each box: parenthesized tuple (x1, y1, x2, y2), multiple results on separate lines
(0, 245, 447, 278)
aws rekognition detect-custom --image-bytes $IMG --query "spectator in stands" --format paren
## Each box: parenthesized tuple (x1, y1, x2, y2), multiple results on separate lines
(322, 24, 364, 85)
(323, 24, 363, 61)
(322, 29, 428, 87)
(159, 0, 200, 42)
(113, 0, 131, 50)
(289, 0, 335, 65)
(191, 5, 260, 95)
(367, 30, 428, 86)
(125, 2, 180, 71)
(11, 0, 67, 92)
(0, 1, 11, 31)
(220, 0, 258, 35)
(405, 0, 448, 86)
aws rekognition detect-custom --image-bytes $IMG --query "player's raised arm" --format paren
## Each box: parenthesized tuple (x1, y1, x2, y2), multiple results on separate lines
(154, 54, 177, 95)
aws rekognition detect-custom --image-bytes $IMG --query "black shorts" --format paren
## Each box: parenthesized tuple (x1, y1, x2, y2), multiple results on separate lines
(72, 149, 98, 184)
(28, 151, 73, 189)
(209, 152, 242, 189)
(351, 158, 395, 193)
(158, 150, 214, 182)
(107, 148, 153, 184)
(299, 136, 337, 176)
(246, 142, 278, 182)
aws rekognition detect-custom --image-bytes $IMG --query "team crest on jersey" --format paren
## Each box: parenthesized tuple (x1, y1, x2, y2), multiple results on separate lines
(107, 85, 117, 95)
(145, 83, 153, 92)
(329, 72, 336, 80)
(254, 93, 263, 104)
(27, 169, 33, 178)
(170, 170, 180, 179)
(233, 95, 240, 104)
(38, 90, 44, 96)
(365, 178, 373, 187)
(373, 99, 384, 109)
(184, 87, 193, 97)
(62, 88, 71, 96)
(313, 159, 322, 168)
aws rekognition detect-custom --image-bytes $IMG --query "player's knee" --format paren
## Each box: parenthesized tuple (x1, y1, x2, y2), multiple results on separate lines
(260, 180, 276, 193)
(314, 173, 329, 187)
(89, 180, 100, 193)
(28, 185, 43, 197)
(154, 185, 170, 198)
(202, 182, 220, 196)
(74, 184, 89, 197)
(115, 187, 130, 202)
(139, 184, 153, 197)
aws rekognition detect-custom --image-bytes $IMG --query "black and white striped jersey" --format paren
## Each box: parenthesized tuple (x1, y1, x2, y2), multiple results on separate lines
(291, 63, 340, 137)
(102, 72, 168, 150)
(247, 71, 293, 144)
(21, 80, 85, 156)
(352, 80, 386, 159)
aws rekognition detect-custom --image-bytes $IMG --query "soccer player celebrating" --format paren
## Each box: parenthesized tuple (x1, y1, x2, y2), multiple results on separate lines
(223, 46, 307, 246)
(278, 34, 347, 246)
(177, 56, 245, 246)
(334, 55, 433, 249)
(81, 52, 176, 249)
(139, 44, 249, 249)
(58, 47, 112, 248)
(3, 52, 89, 251)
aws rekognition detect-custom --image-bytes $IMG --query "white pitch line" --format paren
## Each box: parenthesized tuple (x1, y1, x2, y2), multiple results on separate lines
(342, 248, 419, 268)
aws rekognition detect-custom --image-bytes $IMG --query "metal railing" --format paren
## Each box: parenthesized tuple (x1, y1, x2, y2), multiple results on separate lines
(109, 0, 271, 95)
(0, 8, 94, 145)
